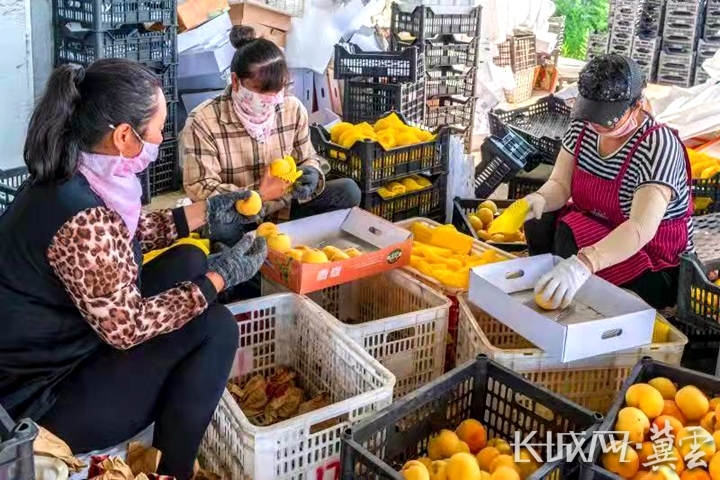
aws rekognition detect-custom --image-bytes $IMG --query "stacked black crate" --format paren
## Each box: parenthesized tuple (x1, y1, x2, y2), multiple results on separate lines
(586, 32, 610, 60)
(53, 0, 179, 203)
(608, 0, 645, 57)
(633, 0, 665, 81)
(695, 0, 720, 84)
(658, 0, 705, 87)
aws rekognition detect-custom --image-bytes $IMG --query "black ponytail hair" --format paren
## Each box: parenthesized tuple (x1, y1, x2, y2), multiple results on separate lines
(230, 25, 289, 93)
(23, 59, 161, 183)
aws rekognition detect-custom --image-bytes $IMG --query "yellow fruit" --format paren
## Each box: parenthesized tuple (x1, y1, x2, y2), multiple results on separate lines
(396, 131, 420, 147)
(286, 248, 304, 261)
(322, 246, 343, 258)
(468, 214, 484, 232)
(675, 426, 716, 465)
(446, 452, 481, 480)
(401, 460, 430, 480)
(702, 411, 718, 433)
(489, 466, 520, 480)
(601, 441, 639, 478)
(301, 249, 329, 264)
(663, 400, 688, 425)
(489, 455, 519, 474)
(650, 378, 679, 400)
(478, 201, 498, 214)
(416, 129, 435, 142)
(709, 451, 720, 479)
(330, 250, 350, 261)
(626, 384, 665, 419)
(490, 234, 506, 242)
(476, 208, 495, 227)
(701, 166, 720, 179)
(355, 122, 375, 136)
(417, 457, 433, 470)
(345, 247, 362, 258)
(477, 447, 501, 472)
(235, 190, 262, 216)
(535, 292, 559, 311)
(516, 448, 541, 479)
(643, 465, 681, 479)
(377, 131, 397, 150)
(270, 158, 292, 176)
(428, 430, 462, 461)
(456, 419, 487, 454)
(615, 407, 650, 444)
(267, 233, 292, 254)
(486, 439, 512, 456)
(653, 415, 684, 439)
(681, 468, 712, 480)
(256, 222, 280, 239)
(476, 230, 492, 241)
(480, 472, 491, 480)
(329, 122, 353, 143)
(429, 460, 448, 480)
(710, 398, 720, 410)
(676, 386, 710, 421)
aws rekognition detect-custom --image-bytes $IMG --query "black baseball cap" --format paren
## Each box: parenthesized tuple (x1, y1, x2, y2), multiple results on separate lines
(571, 54, 647, 127)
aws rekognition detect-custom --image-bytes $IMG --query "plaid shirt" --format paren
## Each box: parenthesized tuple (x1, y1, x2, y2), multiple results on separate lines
(182, 87, 328, 221)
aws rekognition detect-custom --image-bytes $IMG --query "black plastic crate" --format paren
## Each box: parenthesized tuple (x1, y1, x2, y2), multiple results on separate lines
(150, 62, 178, 102)
(54, 0, 176, 31)
(360, 174, 446, 222)
(668, 315, 720, 375)
(493, 33, 537, 72)
(55, 25, 177, 65)
(581, 357, 720, 479)
(0, 404, 39, 480)
(0, 167, 30, 216)
(390, 3, 482, 40)
(425, 96, 474, 128)
(139, 171, 151, 205)
(341, 78, 426, 124)
(453, 198, 528, 252)
(148, 139, 179, 196)
(425, 67, 475, 97)
(693, 176, 720, 215)
(677, 252, 720, 333)
(508, 173, 546, 199)
(489, 95, 571, 163)
(334, 44, 420, 82)
(393, 35, 479, 70)
(310, 112, 449, 192)
(474, 130, 538, 198)
(341, 354, 603, 479)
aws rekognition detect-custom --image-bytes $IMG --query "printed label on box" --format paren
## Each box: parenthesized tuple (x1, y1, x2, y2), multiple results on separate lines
(317, 269, 329, 281)
(330, 266, 342, 278)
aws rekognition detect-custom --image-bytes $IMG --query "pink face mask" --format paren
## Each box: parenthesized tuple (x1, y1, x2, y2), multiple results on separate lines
(77, 126, 159, 237)
(231, 84, 284, 143)
(589, 110, 639, 138)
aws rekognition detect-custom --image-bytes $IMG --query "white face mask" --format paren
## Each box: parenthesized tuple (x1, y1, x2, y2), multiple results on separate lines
(110, 124, 160, 176)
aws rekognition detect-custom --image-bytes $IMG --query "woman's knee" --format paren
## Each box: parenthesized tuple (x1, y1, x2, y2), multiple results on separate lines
(331, 178, 362, 208)
(202, 304, 239, 353)
(172, 244, 209, 275)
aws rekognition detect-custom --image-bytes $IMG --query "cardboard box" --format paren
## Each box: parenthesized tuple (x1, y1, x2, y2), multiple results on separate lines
(467, 254, 656, 363)
(259, 208, 412, 294)
(289, 68, 314, 111)
(228, 1, 291, 48)
(178, 11, 233, 54)
(178, 0, 230, 32)
(314, 69, 342, 116)
(178, 38, 236, 91)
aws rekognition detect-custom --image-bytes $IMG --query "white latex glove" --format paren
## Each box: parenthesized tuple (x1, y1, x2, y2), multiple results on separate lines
(534, 255, 592, 309)
(524, 193, 546, 221)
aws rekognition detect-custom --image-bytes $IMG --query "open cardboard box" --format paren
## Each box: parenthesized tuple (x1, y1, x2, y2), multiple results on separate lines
(228, 1, 291, 48)
(468, 254, 656, 362)
(258, 208, 412, 294)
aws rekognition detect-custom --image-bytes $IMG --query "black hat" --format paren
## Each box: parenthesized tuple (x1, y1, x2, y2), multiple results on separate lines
(571, 54, 647, 127)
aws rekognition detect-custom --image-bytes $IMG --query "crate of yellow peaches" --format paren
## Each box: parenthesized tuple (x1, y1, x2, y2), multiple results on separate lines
(310, 111, 449, 191)
(341, 354, 603, 480)
(688, 147, 720, 216)
(583, 357, 720, 480)
(453, 199, 528, 253)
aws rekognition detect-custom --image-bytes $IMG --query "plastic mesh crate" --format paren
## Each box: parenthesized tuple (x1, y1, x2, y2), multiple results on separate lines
(0, 167, 30, 216)
(55, 26, 177, 65)
(148, 140, 179, 196)
(163, 101, 178, 140)
(360, 174, 447, 222)
(334, 44, 420, 82)
(341, 354, 603, 479)
(452, 198, 528, 253)
(54, 0, 176, 31)
(199, 293, 395, 480)
(392, 35, 479, 70)
(425, 96, 474, 128)
(668, 315, 720, 375)
(390, 2, 482, 39)
(425, 67, 475, 97)
(489, 95, 571, 163)
(261, 270, 451, 399)
(473, 130, 538, 198)
(310, 112, 449, 192)
(457, 297, 687, 415)
(504, 67, 535, 104)
(0, 405, 38, 480)
(507, 167, 550, 199)
(693, 174, 720, 215)
(493, 33, 537, 72)
(151, 62, 178, 102)
(341, 78, 426, 124)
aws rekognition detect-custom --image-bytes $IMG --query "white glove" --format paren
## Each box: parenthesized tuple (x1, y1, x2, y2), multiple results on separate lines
(524, 193, 546, 221)
(534, 255, 592, 309)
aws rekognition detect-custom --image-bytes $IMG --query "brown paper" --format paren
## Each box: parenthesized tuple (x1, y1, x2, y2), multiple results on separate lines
(126, 442, 161, 476)
(33, 427, 86, 472)
(92, 457, 136, 480)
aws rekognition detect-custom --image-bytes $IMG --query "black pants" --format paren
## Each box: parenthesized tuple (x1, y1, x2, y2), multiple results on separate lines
(39, 245, 238, 480)
(525, 212, 679, 310)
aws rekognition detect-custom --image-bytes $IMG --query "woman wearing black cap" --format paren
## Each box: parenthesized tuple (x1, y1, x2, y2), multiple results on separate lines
(524, 54, 693, 311)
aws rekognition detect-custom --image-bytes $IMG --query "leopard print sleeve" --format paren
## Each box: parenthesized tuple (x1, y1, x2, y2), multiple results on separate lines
(136, 208, 190, 254)
(47, 207, 209, 350)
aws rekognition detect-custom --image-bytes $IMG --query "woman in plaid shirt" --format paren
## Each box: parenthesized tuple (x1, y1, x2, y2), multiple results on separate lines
(182, 26, 361, 245)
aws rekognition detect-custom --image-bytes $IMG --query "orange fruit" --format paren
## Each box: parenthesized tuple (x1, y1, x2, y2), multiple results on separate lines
(676, 386, 710, 421)
(702, 411, 719, 433)
(650, 378, 679, 400)
(489, 466, 520, 480)
(401, 460, 430, 480)
(256, 222, 280, 238)
(637, 442, 656, 466)
(456, 419, 487, 454)
(235, 190, 262, 216)
(653, 416, 685, 440)
(486, 439, 512, 456)
(663, 401, 688, 425)
(709, 398, 720, 410)
(641, 465, 681, 479)
(709, 451, 720, 479)
(476, 208, 495, 227)
(428, 430, 461, 461)
(713, 430, 720, 447)
(515, 448, 541, 479)
(633, 472, 650, 480)
(446, 452, 481, 480)
(477, 447, 501, 472)
(675, 426, 716, 465)
(615, 407, 651, 443)
(428, 460, 447, 480)
(626, 384, 666, 419)
(489, 455, 519, 474)
(602, 441, 639, 478)
(681, 469, 711, 480)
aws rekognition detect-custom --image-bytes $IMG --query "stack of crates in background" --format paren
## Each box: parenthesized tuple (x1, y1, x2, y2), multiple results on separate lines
(390, 2, 482, 146)
(493, 32, 537, 104)
(695, 1, 720, 84)
(587, 32, 610, 60)
(53, 0, 179, 202)
(632, 35, 662, 79)
(608, 0, 645, 56)
(658, 0, 706, 87)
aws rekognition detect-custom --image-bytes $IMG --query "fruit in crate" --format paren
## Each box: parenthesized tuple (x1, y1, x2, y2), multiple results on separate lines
(401, 460, 430, 480)
(235, 190, 262, 216)
(301, 249, 329, 264)
(329, 113, 436, 151)
(471, 201, 527, 245)
(267, 233, 292, 254)
(378, 175, 432, 199)
(688, 148, 719, 212)
(256, 222, 280, 239)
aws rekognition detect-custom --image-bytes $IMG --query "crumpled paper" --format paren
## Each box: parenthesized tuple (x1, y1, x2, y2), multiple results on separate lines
(87, 455, 173, 480)
(33, 427, 87, 472)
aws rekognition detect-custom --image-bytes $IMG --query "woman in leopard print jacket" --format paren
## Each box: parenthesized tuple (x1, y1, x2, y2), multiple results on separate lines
(0, 59, 268, 480)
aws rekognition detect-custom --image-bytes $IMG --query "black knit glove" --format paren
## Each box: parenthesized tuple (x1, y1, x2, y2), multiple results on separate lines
(292, 165, 321, 201)
(206, 190, 265, 244)
(207, 235, 267, 290)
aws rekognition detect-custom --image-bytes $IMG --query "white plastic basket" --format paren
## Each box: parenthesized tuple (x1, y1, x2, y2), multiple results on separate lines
(199, 293, 395, 480)
(262, 270, 451, 399)
(456, 295, 688, 414)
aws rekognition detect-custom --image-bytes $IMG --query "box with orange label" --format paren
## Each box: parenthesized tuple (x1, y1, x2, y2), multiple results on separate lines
(258, 208, 412, 294)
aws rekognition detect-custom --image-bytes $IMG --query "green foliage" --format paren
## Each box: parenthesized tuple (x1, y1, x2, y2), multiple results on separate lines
(554, 0, 610, 60)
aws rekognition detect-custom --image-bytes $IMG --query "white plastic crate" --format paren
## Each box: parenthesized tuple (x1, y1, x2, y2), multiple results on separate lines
(199, 293, 395, 480)
(262, 270, 451, 399)
(264, 0, 303, 16)
(455, 295, 688, 414)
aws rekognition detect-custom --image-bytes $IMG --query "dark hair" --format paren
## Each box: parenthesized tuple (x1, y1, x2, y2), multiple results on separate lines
(23, 59, 161, 183)
(230, 25, 289, 93)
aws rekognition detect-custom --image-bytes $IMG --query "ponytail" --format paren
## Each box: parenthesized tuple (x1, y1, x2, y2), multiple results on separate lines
(23, 65, 84, 183)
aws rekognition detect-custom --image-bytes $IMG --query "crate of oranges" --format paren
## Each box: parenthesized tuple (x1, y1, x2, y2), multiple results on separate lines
(452, 198, 528, 253)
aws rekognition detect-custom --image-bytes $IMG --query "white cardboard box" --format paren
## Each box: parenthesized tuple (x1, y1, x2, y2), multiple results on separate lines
(178, 36, 236, 91)
(178, 12, 233, 54)
(467, 254, 656, 362)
